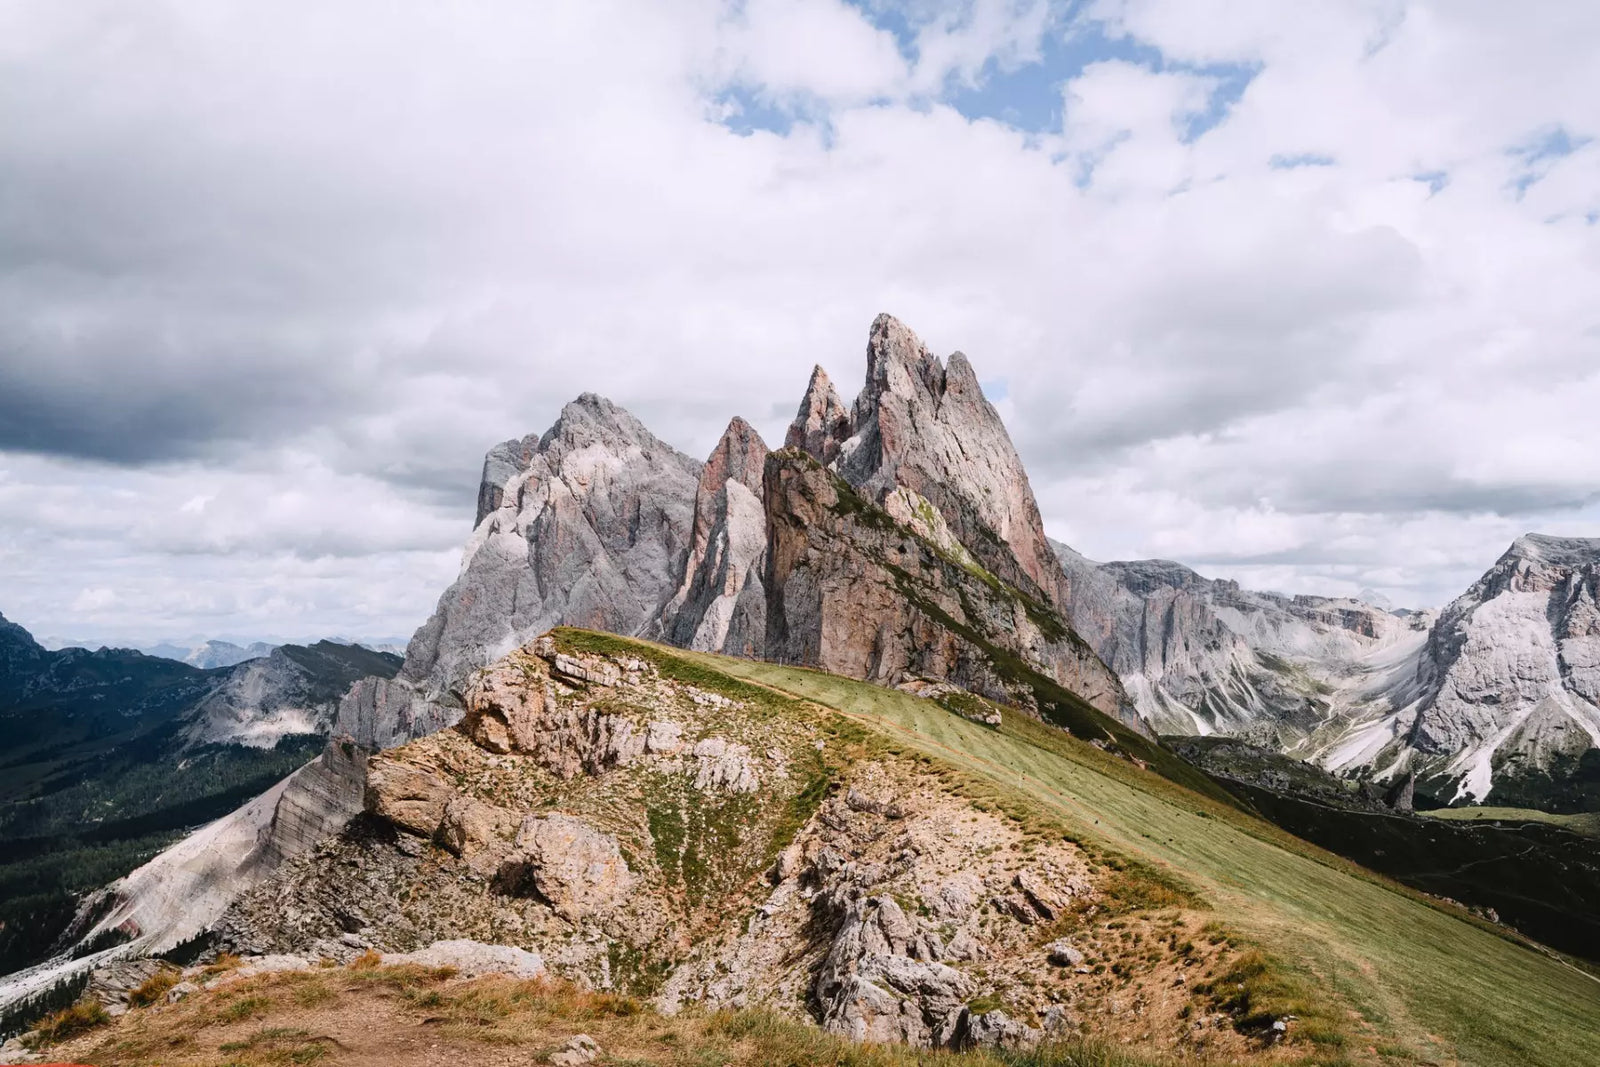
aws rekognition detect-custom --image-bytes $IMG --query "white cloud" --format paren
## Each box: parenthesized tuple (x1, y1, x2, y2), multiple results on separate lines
(717, 0, 909, 104)
(0, 0, 1596, 643)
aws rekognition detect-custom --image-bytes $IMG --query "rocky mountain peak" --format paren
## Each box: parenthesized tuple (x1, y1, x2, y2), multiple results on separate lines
(831, 315, 1064, 605)
(539, 393, 661, 453)
(405, 394, 703, 700)
(476, 394, 686, 524)
(786, 365, 852, 466)
(1505, 533, 1600, 569)
(1391, 531, 1600, 803)
(0, 610, 41, 655)
(852, 313, 945, 424)
(701, 418, 767, 506)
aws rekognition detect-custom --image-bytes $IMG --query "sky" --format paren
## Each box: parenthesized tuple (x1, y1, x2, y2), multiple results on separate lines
(1, 0, 1597, 647)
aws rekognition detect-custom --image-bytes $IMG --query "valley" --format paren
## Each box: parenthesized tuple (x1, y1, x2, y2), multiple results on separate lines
(0, 621, 400, 975)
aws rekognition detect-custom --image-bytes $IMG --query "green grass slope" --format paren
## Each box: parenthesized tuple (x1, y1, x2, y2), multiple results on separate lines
(644, 643, 1600, 1067)
(1424, 806, 1600, 838)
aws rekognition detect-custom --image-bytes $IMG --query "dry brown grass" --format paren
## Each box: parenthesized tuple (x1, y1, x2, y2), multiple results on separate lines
(126, 965, 182, 1007)
(43, 962, 1375, 1067)
(23, 996, 110, 1048)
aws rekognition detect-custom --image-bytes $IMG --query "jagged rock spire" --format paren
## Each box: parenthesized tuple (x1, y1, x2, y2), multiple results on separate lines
(835, 314, 1067, 606)
(786, 365, 851, 466)
(653, 417, 770, 656)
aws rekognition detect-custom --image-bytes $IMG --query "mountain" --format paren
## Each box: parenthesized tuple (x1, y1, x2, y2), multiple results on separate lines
(140, 640, 278, 670)
(184, 642, 410, 749)
(10, 316, 1600, 1067)
(769, 316, 1132, 727)
(1055, 535, 1600, 810)
(405, 392, 704, 700)
(1, 315, 1151, 1003)
(0, 616, 401, 975)
(30, 629, 1589, 1067)
(1321, 533, 1600, 809)
(647, 416, 770, 656)
(352, 315, 1131, 744)
(1053, 545, 1432, 744)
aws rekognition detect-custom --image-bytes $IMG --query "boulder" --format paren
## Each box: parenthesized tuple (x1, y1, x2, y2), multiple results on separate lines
(549, 1034, 601, 1065)
(959, 1008, 1042, 1050)
(233, 954, 314, 978)
(1014, 870, 1066, 921)
(500, 814, 632, 922)
(691, 737, 760, 794)
(380, 939, 546, 978)
(438, 796, 520, 873)
(85, 958, 170, 1015)
(645, 720, 685, 754)
(364, 756, 455, 837)
(166, 980, 200, 1004)
(1046, 939, 1085, 967)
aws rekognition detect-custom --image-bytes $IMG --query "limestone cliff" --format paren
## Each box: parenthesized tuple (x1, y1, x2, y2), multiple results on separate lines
(1053, 543, 1431, 746)
(764, 450, 1132, 727)
(795, 314, 1069, 609)
(648, 417, 769, 656)
(402, 393, 702, 702)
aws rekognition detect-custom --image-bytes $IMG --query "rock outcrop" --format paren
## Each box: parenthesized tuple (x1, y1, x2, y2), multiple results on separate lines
(214, 633, 1237, 1056)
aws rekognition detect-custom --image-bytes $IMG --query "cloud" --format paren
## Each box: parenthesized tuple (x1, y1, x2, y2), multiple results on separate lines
(0, 0, 1596, 640)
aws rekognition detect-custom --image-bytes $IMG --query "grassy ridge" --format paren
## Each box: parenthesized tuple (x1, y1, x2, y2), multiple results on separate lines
(669, 645, 1600, 1067)
(1424, 805, 1600, 838)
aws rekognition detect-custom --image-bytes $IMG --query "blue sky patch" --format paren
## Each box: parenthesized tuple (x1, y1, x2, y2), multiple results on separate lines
(1269, 152, 1337, 169)
(1413, 170, 1449, 195)
(1507, 124, 1592, 197)
(711, 1, 1258, 143)
(714, 85, 800, 137)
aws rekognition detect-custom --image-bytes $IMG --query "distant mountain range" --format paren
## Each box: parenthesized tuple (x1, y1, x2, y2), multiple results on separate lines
(33, 637, 410, 668)
(0, 615, 400, 974)
(1056, 534, 1600, 811)
(136, 640, 278, 669)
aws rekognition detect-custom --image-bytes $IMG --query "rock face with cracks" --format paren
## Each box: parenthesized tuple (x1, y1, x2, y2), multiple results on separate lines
(763, 448, 1132, 726)
(403, 394, 703, 703)
(649, 416, 770, 657)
